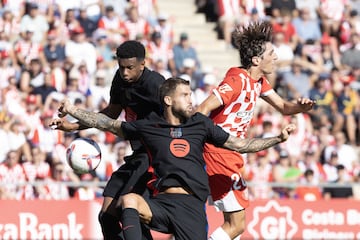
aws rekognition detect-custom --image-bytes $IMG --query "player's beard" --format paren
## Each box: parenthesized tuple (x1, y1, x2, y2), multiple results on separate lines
(172, 105, 193, 123)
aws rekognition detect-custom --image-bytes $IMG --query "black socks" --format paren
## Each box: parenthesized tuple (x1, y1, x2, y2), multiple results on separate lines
(121, 208, 142, 240)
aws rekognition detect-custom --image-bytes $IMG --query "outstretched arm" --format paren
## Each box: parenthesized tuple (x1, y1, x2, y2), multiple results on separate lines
(49, 103, 123, 132)
(50, 99, 124, 137)
(262, 92, 316, 115)
(223, 124, 296, 153)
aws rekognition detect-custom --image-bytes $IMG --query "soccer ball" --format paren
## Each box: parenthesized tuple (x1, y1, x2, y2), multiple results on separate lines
(66, 138, 102, 174)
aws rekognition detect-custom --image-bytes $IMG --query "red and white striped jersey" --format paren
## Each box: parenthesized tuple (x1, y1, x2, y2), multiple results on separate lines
(320, 0, 348, 21)
(98, 15, 124, 30)
(0, 163, 26, 200)
(146, 40, 173, 67)
(209, 67, 274, 139)
(217, 0, 241, 18)
(22, 161, 51, 181)
(130, 0, 157, 19)
(14, 39, 43, 65)
(124, 18, 151, 40)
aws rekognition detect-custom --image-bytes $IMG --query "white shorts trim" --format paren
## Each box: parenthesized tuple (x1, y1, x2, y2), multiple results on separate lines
(208, 190, 246, 212)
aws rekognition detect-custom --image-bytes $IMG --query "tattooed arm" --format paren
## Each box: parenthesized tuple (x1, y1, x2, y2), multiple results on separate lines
(223, 124, 296, 153)
(50, 99, 124, 137)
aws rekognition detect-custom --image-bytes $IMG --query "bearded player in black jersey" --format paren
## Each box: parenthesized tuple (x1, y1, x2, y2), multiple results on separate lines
(51, 40, 165, 240)
(53, 77, 296, 240)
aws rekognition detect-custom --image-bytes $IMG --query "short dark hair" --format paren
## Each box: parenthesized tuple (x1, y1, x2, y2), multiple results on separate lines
(160, 77, 190, 106)
(116, 40, 146, 60)
(232, 21, 272, 69)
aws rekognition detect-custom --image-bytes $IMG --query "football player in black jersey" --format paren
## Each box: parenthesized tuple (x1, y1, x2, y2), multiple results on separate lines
(53, 77, 296, 240)
(50, 40, 165, 240)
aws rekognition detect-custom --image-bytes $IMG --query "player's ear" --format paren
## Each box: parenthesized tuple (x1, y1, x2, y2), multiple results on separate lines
(140, 59, 146, 69)
(164, 95, 172, 106)
(251, 56, 260, 66)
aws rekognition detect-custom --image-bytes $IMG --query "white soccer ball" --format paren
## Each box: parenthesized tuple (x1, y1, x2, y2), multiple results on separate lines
(66, 138, 102, 174)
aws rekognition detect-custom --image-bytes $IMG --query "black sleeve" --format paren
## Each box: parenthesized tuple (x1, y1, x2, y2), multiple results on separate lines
(121, 121, 142, 140)
(199, 113, 229, 147)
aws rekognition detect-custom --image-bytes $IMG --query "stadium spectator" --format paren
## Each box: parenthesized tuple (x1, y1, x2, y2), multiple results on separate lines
(64, 26, 97, 75)
(193, 72, 217, 107)
(246, 151, 275, 199)
(46, 55, 67, 93)
(22, 146, 51, 199)
(19, 58, 45, 94)
(292, 7, 322, 49)
(332, 76, 359, 145)
(97, 5, 128, 44)
(308, 76, 334, 129)
(42, 161, 71, 200)
(340, 32, 360, 70)
(323, 164, 353, 199)
(0, 10, 21, 42)
(77, 7, 98, 40)
(295, 169, 323, 201)
(272, 31, 295, 77)
(0, 49, 17, 92)
(74, 173, 99, 200)
(272, 149, 302, 198)
(124, 6, 152, 41)
(323, 150, 341, 182)
(129, 0, 160, 27)
(282, 60, 312, 100)
(318, 0, 349, 37)
(89, 69, 111, 111)
(43, 30, 66, 64)
(93, 31, 114, 67)
(324, 131, 359, 175)
(153, 13, 174, 46)
(20, 3, 49, 44)
(294, 0, 320, 20)
(146, 31, 175, 74)
(270, 0, 297, 18)
(172, 32, 201, 76)
(151, 59, 172, 79)
(0, 150, 26, 200)
(297, 149, 326, 184)
(13, 26, 47, 70)
(63, 8, 81, 35)
(216, 0, 242, 49)
(102, 0, 129, 21)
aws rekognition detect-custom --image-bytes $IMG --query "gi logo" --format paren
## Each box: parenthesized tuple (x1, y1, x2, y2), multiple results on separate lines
(247, 200, 298, 239)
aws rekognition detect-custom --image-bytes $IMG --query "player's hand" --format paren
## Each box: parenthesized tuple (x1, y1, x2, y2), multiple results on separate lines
(279, 123, 296, 142)
(48, 118, 77, 132)
(297, 98, 316, 112)
(57, 99, 73, 118)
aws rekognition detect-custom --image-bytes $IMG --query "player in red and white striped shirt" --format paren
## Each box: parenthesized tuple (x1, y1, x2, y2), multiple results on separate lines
(123, 6, 152, 41)
(197, 21, 315, 240)
(0, 150, 26, 200)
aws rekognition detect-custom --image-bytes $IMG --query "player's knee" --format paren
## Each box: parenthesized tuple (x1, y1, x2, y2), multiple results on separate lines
(230, 220, 245, 237)
(121, 193, 140, 209)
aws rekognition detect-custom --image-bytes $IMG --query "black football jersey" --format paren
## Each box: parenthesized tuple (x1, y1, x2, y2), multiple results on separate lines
(121, 112, 229, 202)
(109, 67, 165, 150)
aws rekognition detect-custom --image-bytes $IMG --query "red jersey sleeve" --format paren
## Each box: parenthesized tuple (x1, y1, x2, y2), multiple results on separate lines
(213, 67, 245, 106)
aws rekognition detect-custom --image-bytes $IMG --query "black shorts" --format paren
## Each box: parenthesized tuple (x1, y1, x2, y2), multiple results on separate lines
(147, 193, 208, 240)
(103, 152, 152, 199)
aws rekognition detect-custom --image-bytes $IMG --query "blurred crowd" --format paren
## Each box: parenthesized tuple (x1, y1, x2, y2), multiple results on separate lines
(0, 0, 359, 201)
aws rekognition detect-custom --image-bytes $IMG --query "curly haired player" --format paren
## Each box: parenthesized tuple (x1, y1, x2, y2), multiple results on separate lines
(197, 21, 315, 240)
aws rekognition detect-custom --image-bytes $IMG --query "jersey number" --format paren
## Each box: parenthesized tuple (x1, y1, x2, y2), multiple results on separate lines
(231, 172, 247, 190)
